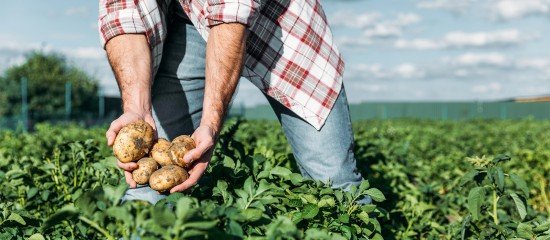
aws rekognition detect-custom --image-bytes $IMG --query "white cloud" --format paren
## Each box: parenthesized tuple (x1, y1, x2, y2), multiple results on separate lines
(453, 52, 509, 67)
(493, 0, 550, 20)
(471, 82, 502, 93)
(417, 0, 472, 14)
(329, 11, 381, 29)
(349, 63, 425, 80)
(332, 11, 421, 47)
(62, 47, 104, 60)
(395, 29, 534, 50)
(394, 63, 425, 78)
(65, 6, 89, 16)
(394, 38, 442, 50)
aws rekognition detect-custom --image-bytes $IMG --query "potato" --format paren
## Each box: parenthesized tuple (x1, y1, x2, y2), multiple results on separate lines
(113, 120, 154, 163)
(150, 138, 172, 166)
(169, 139, 196, 168)
(172, 135, 196, 148)
(132, 158, 159, 185)
(149, 165, 189, 192)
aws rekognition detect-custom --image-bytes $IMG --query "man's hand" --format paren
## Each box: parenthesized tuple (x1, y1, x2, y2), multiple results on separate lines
(104, 34, 154, 188)
(169, 22, 247, 193)
(169, 125, 216, 193)
(106, 111, 157, 188)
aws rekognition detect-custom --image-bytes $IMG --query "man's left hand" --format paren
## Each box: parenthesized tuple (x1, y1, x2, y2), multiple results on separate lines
(169, 125, 217, 193)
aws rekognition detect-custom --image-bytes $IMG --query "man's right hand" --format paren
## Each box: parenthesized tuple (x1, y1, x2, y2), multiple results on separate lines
(106, 111, 157, 188)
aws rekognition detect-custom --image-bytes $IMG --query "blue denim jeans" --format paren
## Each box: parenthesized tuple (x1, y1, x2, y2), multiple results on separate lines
(122, 18, 369, 204)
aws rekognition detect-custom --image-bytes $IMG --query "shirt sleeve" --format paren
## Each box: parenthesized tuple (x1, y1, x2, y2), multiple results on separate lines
(98, 0, 147, 48)
(205, 0, 260, 27)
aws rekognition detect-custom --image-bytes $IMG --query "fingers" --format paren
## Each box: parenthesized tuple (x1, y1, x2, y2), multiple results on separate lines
(106, 118, 123, 146)
(184, 138, 213, 164)
(169, 162, 208, 193)
(117, 160, 138, 171)
(124, 171, 137, 188)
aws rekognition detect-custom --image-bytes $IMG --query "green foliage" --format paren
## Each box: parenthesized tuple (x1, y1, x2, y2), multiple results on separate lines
(0, 51, 98, 119)
(0, 119, 549, 239)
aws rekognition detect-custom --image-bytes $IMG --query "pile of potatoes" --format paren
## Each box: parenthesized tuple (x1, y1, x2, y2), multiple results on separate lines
(112, 120, 195, 192)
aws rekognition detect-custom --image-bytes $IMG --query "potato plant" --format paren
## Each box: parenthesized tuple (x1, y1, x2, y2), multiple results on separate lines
(0, 119, 548, 239)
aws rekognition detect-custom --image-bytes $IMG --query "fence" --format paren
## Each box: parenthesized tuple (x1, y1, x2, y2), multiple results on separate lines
(0, 78, 122, 130)
(236, 102, 550, 121)
(1, 77, 548, 130)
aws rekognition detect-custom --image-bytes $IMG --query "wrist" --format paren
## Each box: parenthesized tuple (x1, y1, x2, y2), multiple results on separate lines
(199, 119, 221, 137)
(122, 91, 151, 114)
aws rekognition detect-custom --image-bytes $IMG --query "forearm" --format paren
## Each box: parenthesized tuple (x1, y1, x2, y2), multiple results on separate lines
(105, 34, 153, 114)
(202, 23, 247, 135)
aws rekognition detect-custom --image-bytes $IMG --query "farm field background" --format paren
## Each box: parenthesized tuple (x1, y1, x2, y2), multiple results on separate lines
(0, 119, 549, 239)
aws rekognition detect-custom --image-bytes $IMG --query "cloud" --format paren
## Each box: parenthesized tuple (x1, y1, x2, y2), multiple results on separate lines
(416, 0, 472, 14)
(331, 11, 421, 47)
(492, 0, 550, 20)
(62, 47, 104, 60)
(471, 82, 502, 93)
(395, 29, 534, 50)
(329, 11, 381, 29)
(452, 52, 509, 67)
(65, 6, 90, 16)
(349, 63, 425, 80)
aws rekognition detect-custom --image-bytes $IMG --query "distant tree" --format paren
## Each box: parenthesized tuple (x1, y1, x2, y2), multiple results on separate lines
(0, 51, 98, 120)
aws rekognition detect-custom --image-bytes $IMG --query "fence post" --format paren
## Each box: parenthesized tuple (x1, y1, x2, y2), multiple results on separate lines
(98, 88, 105, 119)
(21, 77, 29, 131)
(65, 82, 72, 120)
(500, 104, 507, 120)
(442, 104, 448, 120)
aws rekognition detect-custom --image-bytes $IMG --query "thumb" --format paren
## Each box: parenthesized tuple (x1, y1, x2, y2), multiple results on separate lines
(183, 141, 210, 164)
(144, 115, 158, 138)
(106, 118, 123, 146)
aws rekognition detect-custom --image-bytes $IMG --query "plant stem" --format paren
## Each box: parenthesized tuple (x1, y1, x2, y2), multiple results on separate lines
(79, 216, 115, 240)
(492, 190, 499, 225)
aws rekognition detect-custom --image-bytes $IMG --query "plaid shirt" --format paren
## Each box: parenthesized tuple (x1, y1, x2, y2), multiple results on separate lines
(99, 0, 344, 129)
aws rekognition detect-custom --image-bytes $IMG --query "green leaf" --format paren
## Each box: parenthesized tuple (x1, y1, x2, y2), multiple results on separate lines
(510, 174, 529, 198)
(365, 188, 385, 202)
(357, 211, 370, 224)
(509, 192, 527, 220)
(27, 187, 38, 200)
(459, 170, 479, 187)
(176, 198, 193, 219)
(516, 223, 533, 238)
(491, 155, 511, 165)
(359, 180, 370, 192)
(28, 233, 45, 240)
(227, 220, 244, 237)
(270, 166, 292, 179)
(467, 187, 486, 220)
(302, 204, 319, 219)
(338, 214, 350, 223)
(182, 220, 219, 230)
(42, 206, 78, 230)
(488, 167, 505, 192)
(7, 213, 26, 225)
(240, 208, 263, 222)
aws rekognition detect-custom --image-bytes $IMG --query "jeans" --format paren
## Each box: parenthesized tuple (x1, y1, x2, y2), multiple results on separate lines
(122, 18, 369, 204)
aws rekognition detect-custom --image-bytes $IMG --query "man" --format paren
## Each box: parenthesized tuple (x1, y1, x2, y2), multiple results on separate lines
(99, 0, 369, 204)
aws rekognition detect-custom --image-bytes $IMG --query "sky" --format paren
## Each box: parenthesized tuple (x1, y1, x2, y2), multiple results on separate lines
(0, 0, 549, 106)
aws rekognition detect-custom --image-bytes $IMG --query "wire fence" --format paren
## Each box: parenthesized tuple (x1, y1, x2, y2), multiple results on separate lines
(1, 78, 549, 131)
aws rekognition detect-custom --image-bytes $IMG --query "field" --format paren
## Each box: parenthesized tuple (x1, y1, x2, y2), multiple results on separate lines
(0, 119, 549, 239)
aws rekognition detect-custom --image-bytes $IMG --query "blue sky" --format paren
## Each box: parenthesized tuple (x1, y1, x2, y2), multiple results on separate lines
(0, 0, 549, 105)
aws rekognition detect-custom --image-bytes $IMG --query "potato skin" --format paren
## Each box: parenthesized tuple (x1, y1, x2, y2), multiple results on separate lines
(172, 135, 196, 148)
(113, 120, 154, 163)
(151, 138, 172, 166)
(149, 165, 189, 192)
(169, 141, 195, 168)
(132, 158, 159, 185)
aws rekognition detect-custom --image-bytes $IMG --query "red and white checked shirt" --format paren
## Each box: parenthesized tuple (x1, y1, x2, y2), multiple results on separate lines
(99, 0, 345, 129)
